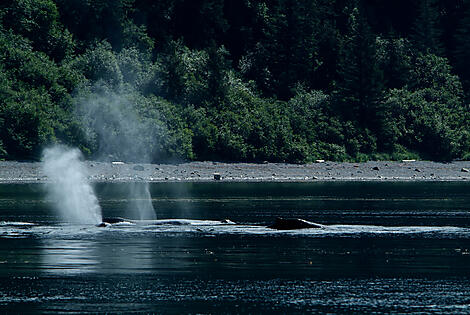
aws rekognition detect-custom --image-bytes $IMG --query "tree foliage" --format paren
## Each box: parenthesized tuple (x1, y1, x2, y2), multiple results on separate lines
(0, 0, 469, 162)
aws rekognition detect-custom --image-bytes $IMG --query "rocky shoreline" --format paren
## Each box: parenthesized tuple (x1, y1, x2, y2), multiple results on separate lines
(1, 160, 470, 183)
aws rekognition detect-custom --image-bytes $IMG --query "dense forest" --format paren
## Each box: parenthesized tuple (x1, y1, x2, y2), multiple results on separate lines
(0, 0, 470, 163)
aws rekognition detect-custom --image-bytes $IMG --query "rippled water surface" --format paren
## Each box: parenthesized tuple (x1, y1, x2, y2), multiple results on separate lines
(2, 182, 470, 313)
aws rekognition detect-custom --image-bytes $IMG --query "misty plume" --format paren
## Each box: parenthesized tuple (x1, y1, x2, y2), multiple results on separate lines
(42, 145, 102, 224)
(75, 84, 158, 162)
(75, 84, 157, 220)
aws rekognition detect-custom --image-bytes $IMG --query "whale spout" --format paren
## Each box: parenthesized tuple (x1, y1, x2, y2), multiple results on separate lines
(267, 217, 323, 230)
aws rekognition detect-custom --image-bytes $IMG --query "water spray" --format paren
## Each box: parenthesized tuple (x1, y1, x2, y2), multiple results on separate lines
(42, 145, 102, 224)
(75, 87, 157, 220)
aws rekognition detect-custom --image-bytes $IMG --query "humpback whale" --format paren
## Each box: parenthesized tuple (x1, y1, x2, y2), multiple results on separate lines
(97, 217, 322, 230)
(267, 217, 323, 230)
(97, 217, 235, 227)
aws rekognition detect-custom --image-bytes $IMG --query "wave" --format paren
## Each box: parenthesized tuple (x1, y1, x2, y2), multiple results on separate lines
(0, 221, 35, 226)
(1, 220, 470, 238)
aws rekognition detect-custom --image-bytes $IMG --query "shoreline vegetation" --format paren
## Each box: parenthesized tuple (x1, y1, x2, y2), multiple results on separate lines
(1, 161, 470, 183)
(1, 1, 470, 164)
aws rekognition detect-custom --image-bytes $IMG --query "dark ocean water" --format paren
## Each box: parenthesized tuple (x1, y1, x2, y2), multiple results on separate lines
(1, 182, 470, 313)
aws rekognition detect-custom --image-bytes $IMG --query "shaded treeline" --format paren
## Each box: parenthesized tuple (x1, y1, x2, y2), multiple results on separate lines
(0, 0, 469, 162)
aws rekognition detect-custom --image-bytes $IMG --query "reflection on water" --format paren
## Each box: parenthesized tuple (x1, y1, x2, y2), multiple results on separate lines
(1, 182, 470, 312)
(41, 239, 98, 275)
(35, 224, 198, 276)
(40, 238, 162, 275)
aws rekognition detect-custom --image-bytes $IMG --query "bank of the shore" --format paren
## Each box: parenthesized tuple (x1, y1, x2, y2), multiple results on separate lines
(1, 161, 470, 183)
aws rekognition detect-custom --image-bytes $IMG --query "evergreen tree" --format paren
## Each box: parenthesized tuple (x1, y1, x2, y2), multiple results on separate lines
(411, 0, 443, 55)
(1, 0, 74, 61)
(335, 4, 383, 130)
(206, 44, 230, 108)
(281, 0, 322, 96)
(312, 0, 340, 91)
(376, 35, 412, 90)
(55, 0, 135, 51)
(0, 0, 468, 162)
(171, 0, 228, 49)
(453, 1, 470, 98)
(132, 0, 175, 49)
(238, 0, 323, 99)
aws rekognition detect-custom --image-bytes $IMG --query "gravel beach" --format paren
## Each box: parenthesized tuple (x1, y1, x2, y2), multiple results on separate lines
(1, 160, 470, 183)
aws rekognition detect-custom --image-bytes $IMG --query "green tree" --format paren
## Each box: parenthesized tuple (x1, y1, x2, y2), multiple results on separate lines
(411, 0, 443, 55)
(376, 36, 412, 90)
(239, 0, 323, 99)
(206, 44, 230, 108)
(1, 0, 74, 61)
(382, 53, 469, 160)
(453, 1, 470, 98)
(335, 5, 384, 132)
(55, 0, 139, 51)
(71, 41, 123, 87)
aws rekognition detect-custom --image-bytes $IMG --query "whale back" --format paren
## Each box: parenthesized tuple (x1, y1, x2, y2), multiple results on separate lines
(101, 217, 128, 224)
(267, 217, 323, 230)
